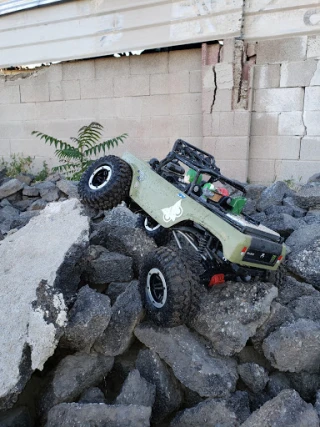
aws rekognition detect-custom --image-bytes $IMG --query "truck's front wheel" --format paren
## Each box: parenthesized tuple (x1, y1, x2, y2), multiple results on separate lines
(139, 247, 193, 327)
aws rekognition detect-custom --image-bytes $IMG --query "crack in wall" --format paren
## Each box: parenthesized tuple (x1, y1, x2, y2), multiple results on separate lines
(210, 44, 222, 113)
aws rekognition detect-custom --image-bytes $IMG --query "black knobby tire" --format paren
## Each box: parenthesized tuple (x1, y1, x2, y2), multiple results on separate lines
(136, 214, 169, 246)
(78, 155, 132, 210)
(139, 247, 194, 327)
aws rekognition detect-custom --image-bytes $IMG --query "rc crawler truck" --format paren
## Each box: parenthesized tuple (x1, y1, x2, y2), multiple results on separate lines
(79, 139, 286, 327)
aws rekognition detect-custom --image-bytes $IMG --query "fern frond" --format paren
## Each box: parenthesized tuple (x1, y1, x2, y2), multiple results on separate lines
(55, 147, 82, 161)
(78, 122, 103, 149)
(83, 133, 128, 157)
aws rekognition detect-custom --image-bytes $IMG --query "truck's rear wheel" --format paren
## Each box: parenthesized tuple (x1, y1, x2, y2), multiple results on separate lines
(78, 155, 132, 210)
(139, 247, 194, 327)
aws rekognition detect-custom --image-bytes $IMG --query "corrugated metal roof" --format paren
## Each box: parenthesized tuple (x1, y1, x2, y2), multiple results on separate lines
(0, 0, 67, 16)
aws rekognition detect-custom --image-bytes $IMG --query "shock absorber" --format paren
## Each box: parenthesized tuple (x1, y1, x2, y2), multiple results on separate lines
(198, 234, 209, 261)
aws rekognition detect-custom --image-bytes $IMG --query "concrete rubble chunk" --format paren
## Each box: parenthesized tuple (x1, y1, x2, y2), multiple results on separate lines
(60, 285, 112, 352)
(35, 181, 59, 202)
(263, 319, 320, 373)
(287, 372, 320, 401)
(238, 363, 269, 393)
(116, 369, 156, 407)
(28, 199, 47, 211)
(22, 185, 40, 197)
(267, 372, 291, 398)
(102, 206, 139, 228)
(285, 223, 320, 253)
(78, 387, 106, 404)
(288, 295, 320, 321)
(256, 181, 292, 212)
(170, 398, 239, 427)
(136, 348, 183, 422)
(262, 213, 299, 237)
(293, 185, 320, 209)
(190, 281, 278, 356)
(45, 403, 151, 427)
(241, 389, 319, 427)
(226, 391, 251, 424)
(38, 352, 114, 418)
(56, 179, 79, 198)
(0, 406, 33, 427)
(94, 281, 144, 356)
(134, 323, 238, 398)
(0, 199, 89, 410)
(0, 178, 24, 200)
(105, 281, 130, 305)
(244, 184, 267, 201)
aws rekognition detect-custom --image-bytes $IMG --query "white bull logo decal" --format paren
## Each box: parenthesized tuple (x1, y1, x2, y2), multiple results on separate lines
(162, 200, 183, 223)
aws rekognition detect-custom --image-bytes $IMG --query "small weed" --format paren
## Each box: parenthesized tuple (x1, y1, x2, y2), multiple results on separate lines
(0, 154, 33, 177)
(34, 161, 50, 182)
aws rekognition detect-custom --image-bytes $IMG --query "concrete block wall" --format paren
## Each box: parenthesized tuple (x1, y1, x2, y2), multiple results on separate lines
(249, 36, 320, 184)
(0, 49, 202, 172)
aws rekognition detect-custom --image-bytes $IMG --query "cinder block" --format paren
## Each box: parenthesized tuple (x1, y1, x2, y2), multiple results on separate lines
(305, 86, 320, 110)
(116, 117, 151, 139)
(34, 119, 90, 140)
(95, 56, 130, 79)
(49, 81, 81, 101)
(20, 84, 49, 103)
(215, 63, 234, 89)
(130, 52, 168, 74)
(213, 136, 249, 160)
(115, 97, 142, 118)
(114, 75, 149, 97)
(203, 137, 215, 154)
(217, 112, 234, 135)
(96, 98, 119, 119)
(0, 120, 36, 139)
(63, 100, 98, 120)
(121, 137, 171, 160)
(248, 160, 276, 184)
(202, 90, 215, 114)
(169, 71, 189, 94)
(307, 35, 320, 59)
(253, 64, 280, 89)
(0, 140, 10, 156)
(203, 114, 212, 137)
(300, 137, 320, 160)
(250, 136, 301, 160)
(150, 74, 169, 95)
(189, 115, 202, 137)
(171, 115, 189, 138)
(251, 113, 279, 136)
(151, 116, 172, 138)
(141, 95, 170, 116)
(10, 139, 56, 157)
(234, 112, 251, 136)
(278, 112, 305, 136)
(303, 111, 320, 135)
(275, 160, 320, 183)
(80, 78, 113, 99)
(216, 160, 248, 182)
(253, 88, 304, 112)
(169, 49, 201, 73)
(170, 93, 202, 115)
(211, 113, 219, 136)
(0, 86, 20, 104)
(62, 60, 95, 81)
(212, 89, 232, 112)
(35, 101, 65, 120)
(246, 42, 257, 58)
(202, 65, 215, 90)
(256, 37, 307, 64)
(310, 61, 320, 85)
(27, 64, 63, 84)
(0, 103, 36, 121)
(221, 39, 234, 63)
(189, 70, 202, 93)
(280, 60, 317, 87)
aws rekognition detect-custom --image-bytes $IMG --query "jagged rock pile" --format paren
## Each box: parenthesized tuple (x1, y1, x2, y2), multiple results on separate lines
(0, 172, 320, 426)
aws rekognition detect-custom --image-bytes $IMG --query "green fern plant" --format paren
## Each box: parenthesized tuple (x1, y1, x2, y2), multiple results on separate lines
(32, 122, 127, 180)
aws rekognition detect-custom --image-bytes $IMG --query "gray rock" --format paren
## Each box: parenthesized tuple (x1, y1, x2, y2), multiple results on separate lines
(245, 184, 267, 201)
(39, 352, 114, 418)
(308, 173, 320, 184)
(287, 372, 320, 401)
(241, 389, 319, 427)
(242, 199, 257, 216)
(256, 182, 291, 212)
(285, 223, 320, 252)
(90, 224, 156, 272)
(265, 205, 294, 216)
(282, 196, 307, 218)
(286, 237, 320, 287)
(105, 282, 130, 304)
(267, 372, 291, 397)
(16, 174, 33, 186)
(56, 179, 79, 198)
(251, 302, 294, 353)
(0, 406, 33, 427)
(116, 369, 155, 407)
(35, 181, 59, 202)
(134, 323, 238, 398)
(60, 285, 112, 352)
(293, 184, 320, 209)
(22, 185, 40, 197)
(263, 319, 320, 373)
(304, 210, 320, 225)
(170, 399, 239, 427)
(276, 276, 319, 305)
(247, 391, 271, 413)
(87, 246, 133, 284)
(262, 213, 299, 237)
(0, 178, 24, 200)
(0, 205, 20, 233)
(46, 403, 151, 427)
(136, 349, 183, 422)
(237, 346, 272, 371)
(190, 281, 278, 356)
(226, 391, 251, 424)
(238, 363, 269, 393)
(10, 211, 40, 230)
(94, 281, 144, 356)
(288, 295, 320, 321)
(78, 387, 106, 404)
(315, 390, 320, 419)
(251, 211, 267, 223)
(103, 206, 139, 228)
(28, 199, 47, 211)
(12, 199, 34, 211)
(0, 200, 89, 410)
